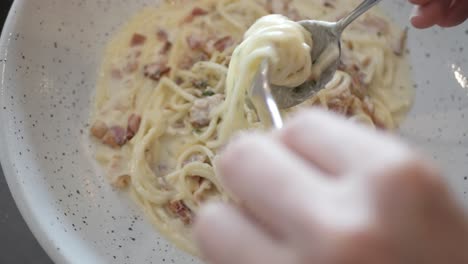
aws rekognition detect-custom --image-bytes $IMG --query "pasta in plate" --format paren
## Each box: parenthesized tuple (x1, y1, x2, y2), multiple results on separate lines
(88, 0, 413, 255)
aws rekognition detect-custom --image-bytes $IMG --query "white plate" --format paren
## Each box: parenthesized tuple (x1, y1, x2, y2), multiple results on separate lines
(0, 0, 467, 263)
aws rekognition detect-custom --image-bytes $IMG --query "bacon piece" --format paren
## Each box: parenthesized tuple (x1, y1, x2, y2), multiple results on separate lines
(130, 33, 147, 47)
(113, 175, 131, 189)
(167, 200, 193, 225)
(160, 42, 173, 55)
(156, 29, 168, 42)
(124, 62, 139, 73)
(102, 126, 127, 148)
(182, 7, 208, 24)
(189, 94, 224, 128)
(111, 69, 122, 79)
(191, 7, 208, 16)
(90, 120, 108, 139)
(323, 0, 335, 8)
(179, 52, 209, 70)
(187, 35, 204, 50)
(327, 96, 353, 115)
(213, 36, 234, 52)
(126, 114, 141, 140)
(143, 63, 171, 81)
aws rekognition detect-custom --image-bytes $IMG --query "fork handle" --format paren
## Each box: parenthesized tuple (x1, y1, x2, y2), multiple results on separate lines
(334, 0, 383, 34)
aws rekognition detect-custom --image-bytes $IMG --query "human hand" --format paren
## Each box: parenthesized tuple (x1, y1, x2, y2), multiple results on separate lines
(410, 0, 468, 28)
(194, 109, 468, 264)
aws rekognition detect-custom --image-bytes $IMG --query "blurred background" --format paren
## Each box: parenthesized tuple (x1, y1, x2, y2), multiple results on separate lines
(1, 1, 53, 263)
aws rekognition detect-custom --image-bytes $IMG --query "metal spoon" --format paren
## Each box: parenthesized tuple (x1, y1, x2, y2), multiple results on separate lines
(270, 0, 382, 109)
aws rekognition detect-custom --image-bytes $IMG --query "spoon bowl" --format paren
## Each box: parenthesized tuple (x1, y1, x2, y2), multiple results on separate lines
(271, 20, 341, 109)
(270, 0, 382, 109)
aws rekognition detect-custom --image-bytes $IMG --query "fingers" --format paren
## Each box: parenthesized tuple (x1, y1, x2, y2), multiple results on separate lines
(438, 0, 468, 27)
(276, 109, 410, 176)
(216, 132, 328, 238)
(193, 203, 294, 264)
(411, 0, 451, 28)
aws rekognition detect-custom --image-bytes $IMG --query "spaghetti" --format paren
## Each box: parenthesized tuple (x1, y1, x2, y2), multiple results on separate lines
(89, 0, 414, 255)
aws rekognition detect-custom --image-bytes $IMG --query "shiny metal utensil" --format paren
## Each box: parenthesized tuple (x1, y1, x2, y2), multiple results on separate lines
(249, 59, 284, 129)
(271, 0, 382, 109)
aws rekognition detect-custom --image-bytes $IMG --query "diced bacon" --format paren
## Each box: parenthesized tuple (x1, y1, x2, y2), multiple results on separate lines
(189, 94, 224, 128)
(179, 52, 209, 70)
(143, 63, 171, 81)
(192, 7, 208, 16)
(130, 33, 147, 47)
(113, 175, 131, 189)
(392, 28, 408, 56)
(167, 200, 193, 225)
(213, 36, 234, 52)
(175, 77, 184, 85)
(102, 126, 127, 148)
(187, 35, 204, 50)
(156, 29, 169, 42)
(323, 0, 335, 8)
(124, 62, 139, 73)
(327, 94, 354, 115)
(111, 69, 122, 79)
(160, 42, 173, 55)
(90, 120, 108, 139)
(127, 114, 141, 140)
(182, 7, 208, 24)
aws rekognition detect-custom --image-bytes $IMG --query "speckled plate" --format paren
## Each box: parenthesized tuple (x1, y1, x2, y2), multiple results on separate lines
(0, 0, 467, 263)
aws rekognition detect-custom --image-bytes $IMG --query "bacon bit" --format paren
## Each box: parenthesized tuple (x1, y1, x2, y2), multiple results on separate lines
(323, 1, 335, 8)
(156, 29, 168, 42)
(392, 28, 408, 56)
(328, 97, 352, 115)
(127, 114, 141, 140)
(175, 77, 184, 85)
(179, 52, 209, 70)
(160, 42, 173, 55)
(213, 36, 234, 52)
(143, 63, 171, 81)
(187, 35, 204, 50)
(111, 69, 123, 79)
(190, 94, 224, 128)
(90, 120, 108, 139)
(192, 7, 208, 16)
(130, 33, 147, 47)
(113, 175, 131, 189)
(124, 62, 139, 73)
(167, 200, 193, 225)
(183, 7, 208, 24)
(102, 126, 127, 148)
(362, 57, 372, 68)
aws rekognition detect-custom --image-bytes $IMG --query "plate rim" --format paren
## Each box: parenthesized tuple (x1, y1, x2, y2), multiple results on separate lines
(0, 1, 70, 263)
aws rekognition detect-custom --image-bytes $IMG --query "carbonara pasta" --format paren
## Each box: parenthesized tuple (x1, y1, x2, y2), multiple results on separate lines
(89, 0, 414, 255)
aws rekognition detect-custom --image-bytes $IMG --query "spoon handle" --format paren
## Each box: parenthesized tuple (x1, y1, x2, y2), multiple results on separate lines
(334, 0, 383, 34)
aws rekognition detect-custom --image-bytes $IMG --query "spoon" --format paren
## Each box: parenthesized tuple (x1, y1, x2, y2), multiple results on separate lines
(270, 0, 382, 109)
(250, 59, 284, 129)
